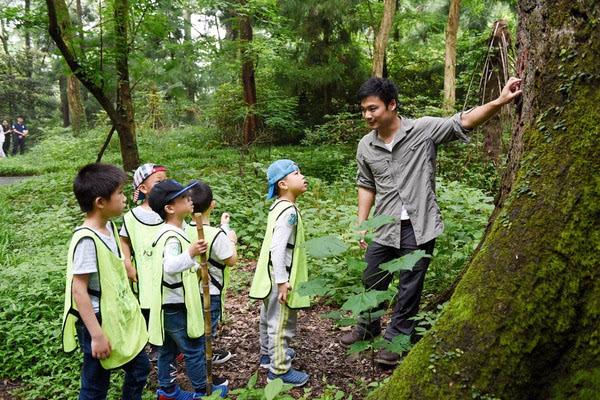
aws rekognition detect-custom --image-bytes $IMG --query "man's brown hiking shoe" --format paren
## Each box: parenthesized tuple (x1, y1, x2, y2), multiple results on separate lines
(374, 349, 401, 366)
(339, 328, 376, 348)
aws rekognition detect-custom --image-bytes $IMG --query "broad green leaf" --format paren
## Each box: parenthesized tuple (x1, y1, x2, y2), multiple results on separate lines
(379, 250, 430, 273)
(247, 372, 258, 389)
(357, 215, 396, 231)
(347, 339, 372, 354)
(346, 257, 366, 273)
(382, 334, 412, 354)
(341, 290, 385, 315)
(296, 278, 331, 297)
(304, 235, 349, 258)
(264, 378, 284, 400)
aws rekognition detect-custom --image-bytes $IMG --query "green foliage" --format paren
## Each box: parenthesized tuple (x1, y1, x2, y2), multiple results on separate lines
(302, 112, 365, 146)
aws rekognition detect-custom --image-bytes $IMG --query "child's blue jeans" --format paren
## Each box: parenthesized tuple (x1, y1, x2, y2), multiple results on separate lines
(158, 308, 207, 391)
(76, 318, 150, 400)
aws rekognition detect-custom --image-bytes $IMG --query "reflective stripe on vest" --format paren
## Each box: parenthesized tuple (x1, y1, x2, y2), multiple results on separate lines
(122, 210, 163, 308)
(62, 222, 148, 369)
(249, 200, 310, 309)
(147, 229, 203, 346)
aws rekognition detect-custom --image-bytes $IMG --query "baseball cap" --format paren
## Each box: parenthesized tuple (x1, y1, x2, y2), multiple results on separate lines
(266, 159, 298, 200)
(148, 179, 197, 219)
(133, 163, 167, 202)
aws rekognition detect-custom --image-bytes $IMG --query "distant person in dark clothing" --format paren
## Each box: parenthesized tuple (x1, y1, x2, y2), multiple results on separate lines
(12, 116, 28, 155)
(1, 120, 11, 156)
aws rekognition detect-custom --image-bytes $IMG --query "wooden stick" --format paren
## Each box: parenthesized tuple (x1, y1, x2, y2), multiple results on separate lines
(193, 213, 213, 394)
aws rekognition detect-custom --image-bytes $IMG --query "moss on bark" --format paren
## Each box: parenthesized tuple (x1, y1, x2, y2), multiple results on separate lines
(370, 1, 600, 399)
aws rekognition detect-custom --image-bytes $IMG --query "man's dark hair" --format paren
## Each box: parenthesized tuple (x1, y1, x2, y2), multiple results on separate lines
(73, 163, 127, 213)
(357, 77, 399, 107)
(190, 180, 213, 214)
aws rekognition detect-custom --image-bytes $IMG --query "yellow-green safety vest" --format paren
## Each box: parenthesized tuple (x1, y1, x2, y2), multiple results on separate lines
(62, 222, 148, 369)
(186, 222, 231, 310)
(147, 228, 204, 346)
(122, 209, 163, 308)
(249, 200, 310, 309)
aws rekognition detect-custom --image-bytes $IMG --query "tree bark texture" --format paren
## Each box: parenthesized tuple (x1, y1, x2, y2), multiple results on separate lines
(372, 0, 396, 78)
(46, 0, 140, 171)
(113, 0, 139, 171)
(67, 74, 86, 134)
(482, 20, 511, 166)
(239, 5, 258, 146)
(370, 1, 600, 399)
(443, 0, 460, 113)
(59, 75, 70, 127)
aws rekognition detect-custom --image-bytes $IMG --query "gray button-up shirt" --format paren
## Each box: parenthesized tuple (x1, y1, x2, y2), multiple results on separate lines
(356, 112, 471, 247)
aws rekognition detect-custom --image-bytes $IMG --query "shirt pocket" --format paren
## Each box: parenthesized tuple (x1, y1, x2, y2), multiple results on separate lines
(369, 159, 390, 178)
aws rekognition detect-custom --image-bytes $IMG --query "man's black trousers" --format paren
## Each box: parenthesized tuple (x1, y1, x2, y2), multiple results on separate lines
(358, 220, 435, 341)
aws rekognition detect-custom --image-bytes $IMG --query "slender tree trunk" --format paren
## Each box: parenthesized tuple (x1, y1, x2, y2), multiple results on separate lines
(67, 74, 86, 134)
(113, 0, 139, 170)
(370, 2, 600, 399)
(183, 7, 196, 102)
(59, 75, 70, 127)
(443, 0, 461, 113)
(24, 0, 33, 78)
(47, 0, 140, 170)
(239, 3, 258, 147)
(372, 0, 396, 77)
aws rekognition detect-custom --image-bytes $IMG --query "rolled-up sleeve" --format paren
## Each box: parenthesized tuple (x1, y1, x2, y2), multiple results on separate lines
(422, 112, 472, 145)
(356, 148, 376, 191)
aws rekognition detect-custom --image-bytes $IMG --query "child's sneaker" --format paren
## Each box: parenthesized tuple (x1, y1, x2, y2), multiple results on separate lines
(267, 368, 309, 387)
(259, 348, 296, 369)
(156, 384, 228, 399)
(156, 386, 199, 400)
(212, 349, 232, 364)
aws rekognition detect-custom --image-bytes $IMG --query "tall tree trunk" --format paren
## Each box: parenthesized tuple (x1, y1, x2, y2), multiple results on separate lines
(47, 0, 140, 170)
(239, 3, 257, 147)
(113, 0, 139, 170)
(59, 75, 70, 127)
(370, 1, 600, 399)
(481, 20, 511, 166)
(372, 0, 396, 77)
(67, 74, 86, 134)
(443, 0, 461, 113)
(24, 0, 33, 78)
(183, 7, 196, 102)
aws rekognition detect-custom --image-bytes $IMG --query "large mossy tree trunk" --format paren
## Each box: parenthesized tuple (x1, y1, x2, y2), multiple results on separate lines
(370, 2, 600, 399)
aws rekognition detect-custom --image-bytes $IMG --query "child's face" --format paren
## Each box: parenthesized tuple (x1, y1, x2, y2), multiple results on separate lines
(165, 194, 194, 219)
(280, 170, 308, 196)
(140, 170, 167, 196)
(99, 184, 127, 218)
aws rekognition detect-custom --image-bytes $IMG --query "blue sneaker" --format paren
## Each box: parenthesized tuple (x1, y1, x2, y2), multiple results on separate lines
(259, 348, 296, 369)
(156, 384, 228, 399)
(267, 368, 309, 387)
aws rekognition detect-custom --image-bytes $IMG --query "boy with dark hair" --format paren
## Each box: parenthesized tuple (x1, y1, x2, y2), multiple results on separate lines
(250, 159, 310, 387)
(62, 163, 150, 399)
(120, 163, 167, 324)
(147, 179, 228, 399)
(187, 180, 238, 365)
(342, 76, 522, 365)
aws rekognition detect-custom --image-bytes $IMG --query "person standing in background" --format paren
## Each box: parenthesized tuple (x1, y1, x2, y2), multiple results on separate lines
(1, 120, 11, 157)
(12, 116, 29, 156)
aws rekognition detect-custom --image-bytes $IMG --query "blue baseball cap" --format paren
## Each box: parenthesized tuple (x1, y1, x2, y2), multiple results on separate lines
(266, 159, 298, 200)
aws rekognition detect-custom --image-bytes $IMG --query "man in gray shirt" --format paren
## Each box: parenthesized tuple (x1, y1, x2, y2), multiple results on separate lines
(339, 76, 522, 365)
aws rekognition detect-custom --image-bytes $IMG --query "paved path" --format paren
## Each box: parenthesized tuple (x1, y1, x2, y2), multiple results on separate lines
(0, 176, 29, 185)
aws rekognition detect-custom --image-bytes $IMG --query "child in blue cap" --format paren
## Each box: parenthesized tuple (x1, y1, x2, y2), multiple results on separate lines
(249, 159, 311, 387)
